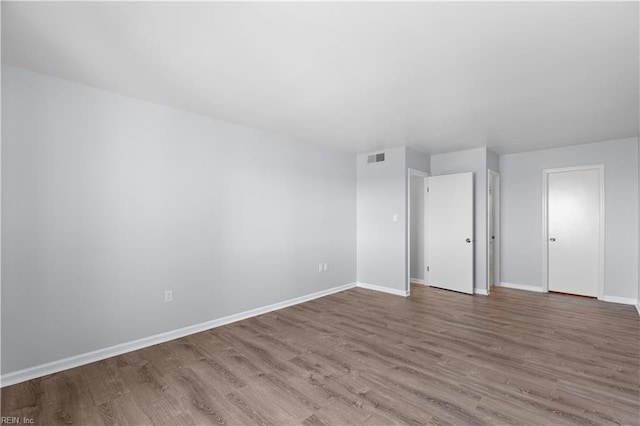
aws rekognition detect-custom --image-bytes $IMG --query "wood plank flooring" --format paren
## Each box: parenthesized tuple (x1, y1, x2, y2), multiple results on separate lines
(2, 284, 639, 425)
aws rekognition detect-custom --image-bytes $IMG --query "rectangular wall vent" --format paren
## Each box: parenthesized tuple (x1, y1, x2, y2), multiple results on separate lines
(367, 153, 385, 163)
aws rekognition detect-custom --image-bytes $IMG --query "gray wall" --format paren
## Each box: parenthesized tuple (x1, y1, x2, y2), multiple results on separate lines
(356, 147, 429, 292)
(431, 148, 489, 292)
(487, 149, 500, 173)
(406, 148, 430, 173)
(500, 137, 639, 300)
(356, 147, 407, 291)
(1, 66, 357, 374)
(0, 64, 3, 377)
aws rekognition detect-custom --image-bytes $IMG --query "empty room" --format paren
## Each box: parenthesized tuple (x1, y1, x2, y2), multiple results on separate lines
(1, 1, 639, 425)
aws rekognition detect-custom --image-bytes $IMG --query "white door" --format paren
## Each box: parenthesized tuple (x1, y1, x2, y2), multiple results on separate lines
(427, 172, 474, 294)
(487, 171, 500, 290)
(547, 167, 602, 297)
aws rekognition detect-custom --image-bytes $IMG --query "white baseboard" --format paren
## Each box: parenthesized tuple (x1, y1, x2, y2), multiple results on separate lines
(410, 278, 426, 285)
(602, 295, 638, 306)
(474, 288, 489, 296)
(636, 304, 640, 316)
(498, 282, 545, 293)
(357, 282, 409, 297)
(1, 282, 357, 388)
(497, 283, 639, 308)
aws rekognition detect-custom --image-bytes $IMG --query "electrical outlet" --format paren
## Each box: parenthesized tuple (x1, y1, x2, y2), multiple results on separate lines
(319, 263, 323, 272)
(323, 263, 328, 271)
(165, 290, 173, 302)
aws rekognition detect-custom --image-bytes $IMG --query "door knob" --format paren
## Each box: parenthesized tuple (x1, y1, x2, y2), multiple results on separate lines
(550, 238, 556, 242)
(466, 238, 471, 243)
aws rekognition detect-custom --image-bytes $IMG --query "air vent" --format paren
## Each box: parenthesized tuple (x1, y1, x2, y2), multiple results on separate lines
(367, 153, 385, 163)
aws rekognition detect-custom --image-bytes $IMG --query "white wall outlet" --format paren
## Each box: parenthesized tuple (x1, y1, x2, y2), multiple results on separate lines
(319, 263, 323, 272)
(392, 214, 398, 222)
(323, 263, 328, 271)
(165, 290, 173, 302)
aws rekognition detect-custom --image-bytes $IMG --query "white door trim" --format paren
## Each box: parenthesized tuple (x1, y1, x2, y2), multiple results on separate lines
(487, 170, 500, 295)
(407, 169, 430, 295)
(542, 165, 605, 299)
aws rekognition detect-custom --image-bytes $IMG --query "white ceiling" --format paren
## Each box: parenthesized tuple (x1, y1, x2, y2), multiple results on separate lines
(2, 1, 638, 155)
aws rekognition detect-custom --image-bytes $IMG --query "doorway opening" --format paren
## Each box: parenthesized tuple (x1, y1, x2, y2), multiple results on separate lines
(407, 170, 475, 296)
(407, 169, 429, 295)
(487, 170, 500, 293)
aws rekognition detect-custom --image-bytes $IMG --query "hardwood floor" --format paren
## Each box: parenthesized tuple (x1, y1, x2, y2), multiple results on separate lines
(2, 284, 639, 425)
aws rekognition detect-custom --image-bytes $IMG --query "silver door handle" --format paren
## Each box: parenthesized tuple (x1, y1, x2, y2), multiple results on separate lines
(466, 238, 471, 243)
(550, 238, 556, 242)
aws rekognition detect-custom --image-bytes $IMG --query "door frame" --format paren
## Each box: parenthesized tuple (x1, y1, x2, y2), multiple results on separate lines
(541, 165, 605, 299)
(486, 170, 500, 295)
(407, 169, 430, 295)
